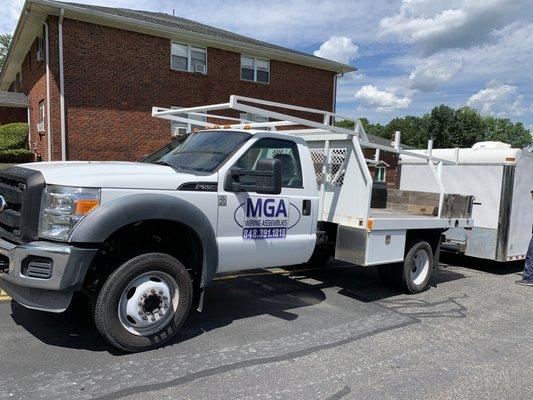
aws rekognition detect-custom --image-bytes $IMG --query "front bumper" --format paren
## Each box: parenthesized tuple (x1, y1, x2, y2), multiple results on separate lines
(0, 238, 97, 313)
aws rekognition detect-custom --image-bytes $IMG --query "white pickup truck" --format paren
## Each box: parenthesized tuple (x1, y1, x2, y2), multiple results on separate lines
(0, 96, 473, 352)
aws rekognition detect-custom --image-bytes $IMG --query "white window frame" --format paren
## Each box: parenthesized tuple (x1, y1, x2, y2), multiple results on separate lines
(170, 106, 207, 137)
(240, 55, 270, 84)
(38, 100, 45, 123)
(239, 113, 269, 123)
(375, 165, 387, 182)
(170, 42, 207, 74)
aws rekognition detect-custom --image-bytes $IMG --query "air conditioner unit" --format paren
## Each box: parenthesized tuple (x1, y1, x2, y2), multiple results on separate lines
(194, 64, 206, 74)
(36, 122, 45, 132)
(36, 50, 44, 62)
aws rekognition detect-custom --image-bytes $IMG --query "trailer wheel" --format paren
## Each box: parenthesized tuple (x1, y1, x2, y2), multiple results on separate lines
(394, 241, 433, 294)
(93, 253, 192, 352)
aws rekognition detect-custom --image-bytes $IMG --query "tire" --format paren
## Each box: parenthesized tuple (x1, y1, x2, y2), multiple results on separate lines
(93, 253, 193, 352)
(393, 241, 433, 294)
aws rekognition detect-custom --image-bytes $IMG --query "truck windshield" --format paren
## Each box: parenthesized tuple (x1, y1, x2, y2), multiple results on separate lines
(158, 130, 250, 173)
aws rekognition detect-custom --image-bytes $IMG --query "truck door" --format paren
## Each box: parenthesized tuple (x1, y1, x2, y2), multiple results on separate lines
(216, 137, 317, 272)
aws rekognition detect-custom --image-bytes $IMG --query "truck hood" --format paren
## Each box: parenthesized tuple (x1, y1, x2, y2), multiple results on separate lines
(21, 161, 202, 190)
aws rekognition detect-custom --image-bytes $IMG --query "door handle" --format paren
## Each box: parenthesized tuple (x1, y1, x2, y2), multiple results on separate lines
(302, 200, 311, 216)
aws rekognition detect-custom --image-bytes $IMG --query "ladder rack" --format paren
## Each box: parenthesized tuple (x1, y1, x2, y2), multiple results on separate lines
(152, 95, 459, 221)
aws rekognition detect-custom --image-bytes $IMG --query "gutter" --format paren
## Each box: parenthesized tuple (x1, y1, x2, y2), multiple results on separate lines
(58, 8, 66, 161)
(0, 0, 30, 87)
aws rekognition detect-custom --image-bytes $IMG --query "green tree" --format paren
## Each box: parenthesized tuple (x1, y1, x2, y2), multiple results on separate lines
(334, 119, 355, 129)
(450, 106, 486, 147)
(385, 115, 429, 148)
(0, 33, 12, 73)
(428, 105, 456, 148)
(360, 118, 387, 138)
(483, 117, 532, 148)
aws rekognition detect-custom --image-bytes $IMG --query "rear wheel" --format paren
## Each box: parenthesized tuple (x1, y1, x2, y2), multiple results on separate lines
(393, 241, 433, 293)
(93, 253, 192, 352)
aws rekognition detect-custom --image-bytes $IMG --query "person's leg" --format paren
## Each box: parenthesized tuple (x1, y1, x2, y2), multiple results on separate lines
(523, 235, 533, 282)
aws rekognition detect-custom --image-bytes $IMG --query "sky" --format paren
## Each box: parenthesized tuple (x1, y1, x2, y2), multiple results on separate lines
(1, 0, 533, 129)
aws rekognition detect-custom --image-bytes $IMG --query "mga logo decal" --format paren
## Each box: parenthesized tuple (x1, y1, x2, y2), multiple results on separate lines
(234, 197, 301, 239)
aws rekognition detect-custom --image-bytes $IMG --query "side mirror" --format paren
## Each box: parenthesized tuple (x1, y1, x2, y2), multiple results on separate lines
(224, 158, 282, 194)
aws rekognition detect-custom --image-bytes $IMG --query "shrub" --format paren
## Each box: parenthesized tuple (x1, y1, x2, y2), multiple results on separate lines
(0, 149, 35, 163)
(0, 123, 29, 150)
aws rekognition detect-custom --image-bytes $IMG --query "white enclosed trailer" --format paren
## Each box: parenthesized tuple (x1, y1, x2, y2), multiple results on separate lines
(400, 143, 533, 262)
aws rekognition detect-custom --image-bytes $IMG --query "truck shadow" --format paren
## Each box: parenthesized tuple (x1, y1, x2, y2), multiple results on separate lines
(8, 262, 465, 354)
(441, 253, 524, 275)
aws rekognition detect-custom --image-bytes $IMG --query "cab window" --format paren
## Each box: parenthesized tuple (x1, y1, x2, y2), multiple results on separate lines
(236, 138, 303, 188)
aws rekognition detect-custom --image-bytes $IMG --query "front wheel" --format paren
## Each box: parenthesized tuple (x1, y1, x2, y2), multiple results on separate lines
(93, 253, 193, 352)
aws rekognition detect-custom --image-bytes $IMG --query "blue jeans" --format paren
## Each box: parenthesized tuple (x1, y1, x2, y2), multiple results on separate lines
(524, 235, 533, 282)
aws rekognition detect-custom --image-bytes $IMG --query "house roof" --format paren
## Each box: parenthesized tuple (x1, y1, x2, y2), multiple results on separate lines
(0, 91, 29, 108)
(1, 0, 356, 91)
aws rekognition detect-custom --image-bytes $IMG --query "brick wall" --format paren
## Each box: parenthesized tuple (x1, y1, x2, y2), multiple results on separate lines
(60, 19, 336, 161)
(0, 107, 26, 125)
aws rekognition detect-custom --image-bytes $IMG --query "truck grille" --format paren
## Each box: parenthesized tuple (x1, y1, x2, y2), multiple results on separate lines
(0, 177, 24, 238)
(0, 167, 45, 243)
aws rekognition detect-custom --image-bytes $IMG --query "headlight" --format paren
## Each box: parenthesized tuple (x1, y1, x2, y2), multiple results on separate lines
(39, 185, 101, 241)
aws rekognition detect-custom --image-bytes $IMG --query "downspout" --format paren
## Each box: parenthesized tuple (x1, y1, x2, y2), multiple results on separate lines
(26, 107, 31, 153)
(44, 21, 52, 161)
(58, 9, 66, 161)
(332, 72, 343, 123)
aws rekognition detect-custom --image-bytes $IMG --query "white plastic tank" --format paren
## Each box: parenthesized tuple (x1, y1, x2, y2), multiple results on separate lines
(472, 141, 511, 149)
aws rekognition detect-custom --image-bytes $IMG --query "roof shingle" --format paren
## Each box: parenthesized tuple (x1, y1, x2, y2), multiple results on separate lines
(0, 91, 29, 108)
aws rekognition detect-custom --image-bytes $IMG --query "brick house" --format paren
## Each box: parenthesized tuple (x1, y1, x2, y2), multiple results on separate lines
(0, 92, 28, 126)
(0, 0, 355, 162)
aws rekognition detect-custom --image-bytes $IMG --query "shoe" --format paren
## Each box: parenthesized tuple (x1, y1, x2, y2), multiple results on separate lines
(515, 279, 533, 287)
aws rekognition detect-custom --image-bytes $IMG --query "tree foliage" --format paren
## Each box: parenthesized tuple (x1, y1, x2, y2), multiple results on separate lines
(0, 33, 12, 74)
(336, 105, 532, 149)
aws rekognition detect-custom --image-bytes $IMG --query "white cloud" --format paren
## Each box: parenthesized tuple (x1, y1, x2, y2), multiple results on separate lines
(355, 85, 412, 112)
(466, 80, 532, 116)
(409, 58, 463, 91)
(314, 36, 358, 64)
(379, 0, 526, 54)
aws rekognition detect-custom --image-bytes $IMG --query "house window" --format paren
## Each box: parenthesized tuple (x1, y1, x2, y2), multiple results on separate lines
(38, 100, 45, 123)
(15, 72, 22, 91)
(374, 166, 387, 182)
(170, 106, 207, 137)
(240, 113, 269, 124)
(241, 56, 270, 83)
(171, 42, 207, 74)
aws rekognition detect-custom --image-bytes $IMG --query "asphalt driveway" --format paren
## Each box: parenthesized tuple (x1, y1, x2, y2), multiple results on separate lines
(0, 256, 531, 400)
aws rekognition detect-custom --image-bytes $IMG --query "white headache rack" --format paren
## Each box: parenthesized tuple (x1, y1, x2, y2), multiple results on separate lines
(152, 95, 472, 231)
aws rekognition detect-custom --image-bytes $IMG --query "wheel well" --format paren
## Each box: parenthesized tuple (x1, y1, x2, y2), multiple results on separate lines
(405, 229, 443, 256)
(83, 220, 203, 291)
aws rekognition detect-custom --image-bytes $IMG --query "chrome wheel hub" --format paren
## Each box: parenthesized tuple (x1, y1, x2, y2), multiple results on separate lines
(410, 249, 430, 286)
(118, 272, 179, 336)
